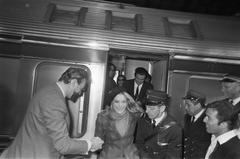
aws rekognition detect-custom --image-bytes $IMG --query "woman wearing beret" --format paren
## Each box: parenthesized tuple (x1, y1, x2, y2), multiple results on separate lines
(94, 87, 143, 159)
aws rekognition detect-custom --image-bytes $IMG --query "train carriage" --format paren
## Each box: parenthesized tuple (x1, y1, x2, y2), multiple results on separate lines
(0, 0, 240, 158)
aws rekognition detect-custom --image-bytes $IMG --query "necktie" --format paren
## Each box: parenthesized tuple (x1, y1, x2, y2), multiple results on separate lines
(209, 141, 220, 159)
(134, 86, 139, 100)
(152, 119, 156, 128)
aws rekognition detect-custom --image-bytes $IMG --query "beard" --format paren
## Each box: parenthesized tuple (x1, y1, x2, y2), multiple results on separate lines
(69, 91, 83, 103)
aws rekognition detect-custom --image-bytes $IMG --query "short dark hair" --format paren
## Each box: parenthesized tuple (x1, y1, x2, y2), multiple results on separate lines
(117, 75, 126, 81)
(107, 63, 116, 72)
(207, 100, 234, 130)
(135, 67, 147, 77)
(146, 73, 152, 82)
(58, 67, 88, 84)
(230, 110, 240, 129)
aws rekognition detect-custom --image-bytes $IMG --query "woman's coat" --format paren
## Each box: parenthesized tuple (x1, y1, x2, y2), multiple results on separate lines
(95, 108, 140, 159)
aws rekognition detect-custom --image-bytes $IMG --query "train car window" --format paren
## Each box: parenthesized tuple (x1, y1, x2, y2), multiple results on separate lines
(188, 76, 225, 104)
(110, 11, 136, 32)
(44, 3, 86, 26)
(51, 4, 80, 25)
(84, 7, 105, 29)
(163, 17, 197, 39)
(33, 62, 90, 138)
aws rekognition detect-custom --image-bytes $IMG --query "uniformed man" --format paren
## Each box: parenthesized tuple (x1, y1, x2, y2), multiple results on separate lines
(220, 74, 240, 112)
(204, 100, 240, 159)
(183, 89, 211, 159)
(135, 90, 182, 159)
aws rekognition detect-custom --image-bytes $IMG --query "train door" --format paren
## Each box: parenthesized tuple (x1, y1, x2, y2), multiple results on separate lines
(108, 49, 169, 92)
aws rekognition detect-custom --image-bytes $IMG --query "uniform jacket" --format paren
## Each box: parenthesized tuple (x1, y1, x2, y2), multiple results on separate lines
(95, 108, 140, 159)
(135, 113, 182, 159)
(123, 79, 153, 108)
(1, 84, 88, 159)
(184, 111, 211, 159)
(210, 136, 240, 159)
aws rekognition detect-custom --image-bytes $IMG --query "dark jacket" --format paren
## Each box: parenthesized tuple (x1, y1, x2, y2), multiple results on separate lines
(210, 136, 240, 159)
(103, 77, 117, 107)
(135, 113, 182, 159)
(184, 111, 211, 159)
(123, 79, 153, 108)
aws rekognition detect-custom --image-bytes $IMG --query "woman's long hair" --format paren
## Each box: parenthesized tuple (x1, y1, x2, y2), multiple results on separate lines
(109, 90, 144, 114)
(122, 92, 144, 113)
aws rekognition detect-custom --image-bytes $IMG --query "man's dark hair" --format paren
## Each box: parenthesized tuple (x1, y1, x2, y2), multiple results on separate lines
(107, 63, 116, 72)
(135, 67, 147, 77)
(207, 100, 234, 130)
(117, 75, 126, 81)
(58, 67, 88, 85)
(230, 110, 240, 129)
(146, 73, 152, 82)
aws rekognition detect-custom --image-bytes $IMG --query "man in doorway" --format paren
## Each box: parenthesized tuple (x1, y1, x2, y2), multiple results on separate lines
(135, 90, 182, 159)
(1, 67, 103, 159)
(183, 89, 211, 159)
(123, 67, 153, 109)
(204, 100, 240, 159)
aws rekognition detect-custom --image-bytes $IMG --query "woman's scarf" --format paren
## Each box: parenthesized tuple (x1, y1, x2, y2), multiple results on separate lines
(110, 110, 130, 137)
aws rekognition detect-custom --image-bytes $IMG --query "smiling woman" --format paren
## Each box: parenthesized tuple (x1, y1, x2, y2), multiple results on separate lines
(94, 87, 143, 159)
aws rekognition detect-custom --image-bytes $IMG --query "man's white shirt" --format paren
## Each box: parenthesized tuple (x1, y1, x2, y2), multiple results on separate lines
(204, 130, 237, 159)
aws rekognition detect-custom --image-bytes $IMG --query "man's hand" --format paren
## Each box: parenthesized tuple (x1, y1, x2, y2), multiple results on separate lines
(90, 137, 104, 152)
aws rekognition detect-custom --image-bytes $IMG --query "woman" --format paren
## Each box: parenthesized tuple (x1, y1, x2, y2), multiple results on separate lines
(95, 87, 143, 159)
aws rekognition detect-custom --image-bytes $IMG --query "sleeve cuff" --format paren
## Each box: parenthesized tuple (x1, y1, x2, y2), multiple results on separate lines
(85, 139, 92, 151)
